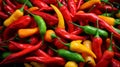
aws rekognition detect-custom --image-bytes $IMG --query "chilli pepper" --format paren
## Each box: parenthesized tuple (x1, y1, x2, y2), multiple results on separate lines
(50, 48, 85, 62)
(28, 7, 39, 12)
(65, 61, 78, 67)
(16, 0, 33, 7)
(29, 13, 47, 44)
(3, 0, 28, 27)
(82, 40, 96, 67)
(116, 10, 120, 18)
(75, 13, 120, 39)
(5, 0, 16, 9)
(3, 15, 31, 40)
(18, 27, 38, 38)
(55, 27, 86, 40)
(92, 20, 102, 62)
(111, 58, 120, 67)
(0, 41, 42, 64)
(115, 52, 120, 58)
(0, 11, 8, 19)
(50, 4, 65, 29)
(67, 0, 77, 16)
(2, 1, 14, 14)
(95, 33, 114, 67)
(80, 0, 101, 10)
(29, 36, 39, 45)
(57, 0, 74, 33)
(32, 11, 58, 26)
(98, 15, 120, 26)
(71, 22, 108, 38)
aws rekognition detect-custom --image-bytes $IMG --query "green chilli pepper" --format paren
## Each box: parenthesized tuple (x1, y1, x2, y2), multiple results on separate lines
(72, 22, 108, 38)
(16, 0, 33, 7)
(51, 48, 84, 62)
(2, 52, 11, 59)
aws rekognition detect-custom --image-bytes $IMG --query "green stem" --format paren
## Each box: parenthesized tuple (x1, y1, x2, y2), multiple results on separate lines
(19, 0, 28, 12)
(88, 5, 96, 13)
(57, 0, 63, 7)
(108, 33, 113, 51)
(49, 47, 58, 53)
(95, 19, 99, 37)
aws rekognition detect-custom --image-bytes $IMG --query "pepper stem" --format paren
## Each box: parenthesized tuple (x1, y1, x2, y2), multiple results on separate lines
(57, 0, 63, 7)
(108, 33, 113, 51)
(2, 1, 6, 5)
(70, 22, 83, 28)
(19, 0, 28, 12)
(95, 19, 99, 37)
(114, 19, 120, 25)
(49, 47, 58, 53)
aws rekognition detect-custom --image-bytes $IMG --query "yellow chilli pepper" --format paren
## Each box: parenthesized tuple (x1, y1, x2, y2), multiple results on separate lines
(70, 40, 96, 58)
(80, 0, 101, 10)
(24, 63, 32, 67)
(28, 7, 39, 12)
(18, 27, 38, 38)
(44, 29, 55, 42)
(3, 0, 28, 26)
(65, 61, 78, 67)
(82, 40, 96, 67)
(98, 15, 120, 26)
(30, 62, 46, 67)
(50, 4, 65, 29)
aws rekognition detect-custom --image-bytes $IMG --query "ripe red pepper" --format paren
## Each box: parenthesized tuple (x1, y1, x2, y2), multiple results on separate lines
(0, 11, 8, 19)
(32, 11, 58, 26)
(5, 0, 16, 9)
(25, 56, 65, 65)
(55, 27, 86, 40)
(29, 36, 39, 45)
(92, 21, 102, 62)
(67, 0, 77, 16)
(71, 26, 83, 35)
(75, 13, 120, 39)
(57, 1, 74, 33)
(95, 33, 114, 67)
(0, 41, 42, 64)
(111, 58, 120, 67)
(41, 0, 57, 4)
(89, 8, 102, 15)
(3, 15, 31, 40)
(76, 0, 84, 10)
(115, 52, 120, 58)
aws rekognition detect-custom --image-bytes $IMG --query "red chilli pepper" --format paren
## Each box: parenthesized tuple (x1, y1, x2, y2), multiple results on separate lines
(0, 11, 8, 19)
(5, 0, 16, 9)
(0, 41, 42, 64)
(92, 20, 102, 62)
(55, 27, 86, 40)
(41, 0, 57, 4)
(111, 58, 120, 67)
(95, 33, 114, 67)
(2, 1, 14, 14)
(57, 1, 74, 33)
(75, 13, 120, 39)
(32, 11, 58, 26)
(67, 0, 77, 16)
(76, 0, 84, 10)
(3, 15, 31, 40)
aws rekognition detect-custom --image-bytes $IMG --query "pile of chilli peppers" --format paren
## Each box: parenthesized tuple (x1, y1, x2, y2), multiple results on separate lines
(0, 0, 120, 67)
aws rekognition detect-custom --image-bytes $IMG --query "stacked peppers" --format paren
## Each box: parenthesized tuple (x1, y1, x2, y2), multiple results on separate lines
(0, 0, 120, 67)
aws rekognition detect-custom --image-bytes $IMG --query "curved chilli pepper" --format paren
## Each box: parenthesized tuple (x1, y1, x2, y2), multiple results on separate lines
(70, 40, 96, 58)
(82, 40, 96, 67)
(3, 15, 31, 40)
(72, 22, 108, 38)
(28, 7, 39, 12)
(0, 41, 42, 64)
(50, 4, 65, 29)
(80, 0, 101, 10)
(30, 14, 46, 44)
(18, 27, 38, 38)
(65, 61, 78, 67)
(92, 21, 102, 62)
(3, 0, 28, 26)
(44, 30, 55, 42)
(32, 11, 58, 26)
(5, 0, 16, 9)
(0, 11, 8, 19)
(75, 13, 120, 39)
(57, 0, 74, 33)
(98, 15, 120, 26)
(25, 56, 66, 65)
(67, 0, 77, 16)
(55, 27, 86, 40)
(41, 0, 57, 4)
(111, 58, 120, 67)
(2, 1, 14, 14)
(16, 0, 33, 7)
(95, 33, 114, 67)
(51, 48, 84, 62)
(29, 36, 39, 45)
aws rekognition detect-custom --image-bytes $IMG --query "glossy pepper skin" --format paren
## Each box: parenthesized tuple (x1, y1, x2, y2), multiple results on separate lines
(111, 58, 120, 67)
(0, 11, 8, 19)
(5, 0, 16, 9)
(3, 15, 31, 40)
(16, 0, 33, 7)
